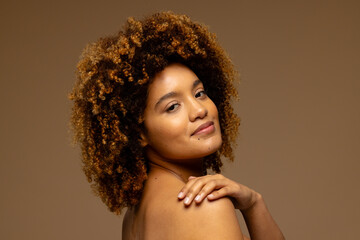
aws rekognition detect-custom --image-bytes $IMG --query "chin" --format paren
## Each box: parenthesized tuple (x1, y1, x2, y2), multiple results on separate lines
(150, 135, 223, 161)
(164, 142, 221, 161)
(192, 137, 222, 158)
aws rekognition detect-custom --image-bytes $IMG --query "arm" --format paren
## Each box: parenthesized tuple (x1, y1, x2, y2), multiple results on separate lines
(178, 174, 285, 240)
(241, 193, 284, 240)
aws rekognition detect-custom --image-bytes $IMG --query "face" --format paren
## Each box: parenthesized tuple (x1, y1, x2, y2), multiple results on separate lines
(141, 63, 222, 163)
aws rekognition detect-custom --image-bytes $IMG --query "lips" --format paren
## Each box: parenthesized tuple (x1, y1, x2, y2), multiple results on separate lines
(191, 121, 215, 136)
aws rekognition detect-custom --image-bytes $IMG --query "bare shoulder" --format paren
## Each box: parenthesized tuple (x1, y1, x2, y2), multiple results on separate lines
(175, 197, 244, 240)
(148, 193, 244, 239)
(144, 175, 244, 239)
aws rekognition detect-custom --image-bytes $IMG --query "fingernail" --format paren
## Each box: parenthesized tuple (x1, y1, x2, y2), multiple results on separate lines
(208, 194, 214, 199)
(184, 197, 190, 204)
(195, 195, 201, 201)
(178, 192, 184, 198)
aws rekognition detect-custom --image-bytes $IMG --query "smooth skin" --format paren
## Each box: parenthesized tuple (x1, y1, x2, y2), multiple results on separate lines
(178, 174, 285, 240)
(122, 63, 284, 240)
(123, 170, 245, 240)
(140, 63, 222, 181)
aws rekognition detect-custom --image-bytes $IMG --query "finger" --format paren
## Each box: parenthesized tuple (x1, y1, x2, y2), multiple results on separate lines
(180, 175, 218, 205)
(177, 177, 200, 199)
(178, 176, 202, 200)
(182, 178, 210, 206)
(190, 177, 229, 205)
(193, 181, 219, 203)
(178, 175, 226, 205)
(194, 179, 228, 203)
(207, 187, 230, 201)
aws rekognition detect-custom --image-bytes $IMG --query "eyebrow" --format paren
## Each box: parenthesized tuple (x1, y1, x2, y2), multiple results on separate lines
(154, 79, 202, 109)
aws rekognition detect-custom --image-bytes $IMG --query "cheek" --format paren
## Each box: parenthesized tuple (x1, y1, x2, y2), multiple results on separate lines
(207, 100, 220, 121)
(145, 115, 188, 146)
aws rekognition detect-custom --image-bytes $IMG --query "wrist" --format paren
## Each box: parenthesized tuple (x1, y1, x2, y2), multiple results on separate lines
(240, 192, 263, 214)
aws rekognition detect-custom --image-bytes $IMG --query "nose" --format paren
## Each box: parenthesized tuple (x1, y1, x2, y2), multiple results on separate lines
(188, 98, 208, 122)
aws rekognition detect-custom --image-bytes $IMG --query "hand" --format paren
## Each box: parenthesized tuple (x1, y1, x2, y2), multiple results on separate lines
(177, 174, 259, 211)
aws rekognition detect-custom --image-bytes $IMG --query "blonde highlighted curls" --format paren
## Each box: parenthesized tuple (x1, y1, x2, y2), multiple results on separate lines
(69, 11, 240, 215)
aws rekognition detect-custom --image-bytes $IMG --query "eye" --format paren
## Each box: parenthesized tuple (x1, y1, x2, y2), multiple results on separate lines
(166, 103, 180, 112)
(195, 90, 207, 98)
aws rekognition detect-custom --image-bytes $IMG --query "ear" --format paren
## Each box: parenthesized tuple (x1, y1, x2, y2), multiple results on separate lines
(139, 132, 149, 147)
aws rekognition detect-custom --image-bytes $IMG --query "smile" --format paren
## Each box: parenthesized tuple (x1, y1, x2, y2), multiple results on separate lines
(191, 121, 215, 136)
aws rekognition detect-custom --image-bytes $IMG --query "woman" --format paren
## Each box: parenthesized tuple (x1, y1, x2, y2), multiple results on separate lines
(69, 11, 285, 239)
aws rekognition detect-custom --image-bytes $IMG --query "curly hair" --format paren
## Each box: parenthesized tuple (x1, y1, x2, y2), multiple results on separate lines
(69, 11, 240, 215)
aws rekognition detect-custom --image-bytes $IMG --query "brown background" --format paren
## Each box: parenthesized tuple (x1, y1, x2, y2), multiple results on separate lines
(1, 0, 359, 239)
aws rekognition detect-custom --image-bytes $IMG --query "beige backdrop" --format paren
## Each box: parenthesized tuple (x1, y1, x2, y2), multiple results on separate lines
(1, 0, 359, 239)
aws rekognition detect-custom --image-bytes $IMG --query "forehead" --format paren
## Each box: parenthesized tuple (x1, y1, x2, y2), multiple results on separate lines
(146, 63, 200, 101)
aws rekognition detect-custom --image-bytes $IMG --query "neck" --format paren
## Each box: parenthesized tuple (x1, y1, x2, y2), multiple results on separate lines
(146, 147, 204, 183)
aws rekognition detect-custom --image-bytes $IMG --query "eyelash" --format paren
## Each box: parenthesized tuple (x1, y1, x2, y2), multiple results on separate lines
(195, 90, 207, 98)
(165, 90, 207, 113)
(166, 103, 179, 112)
